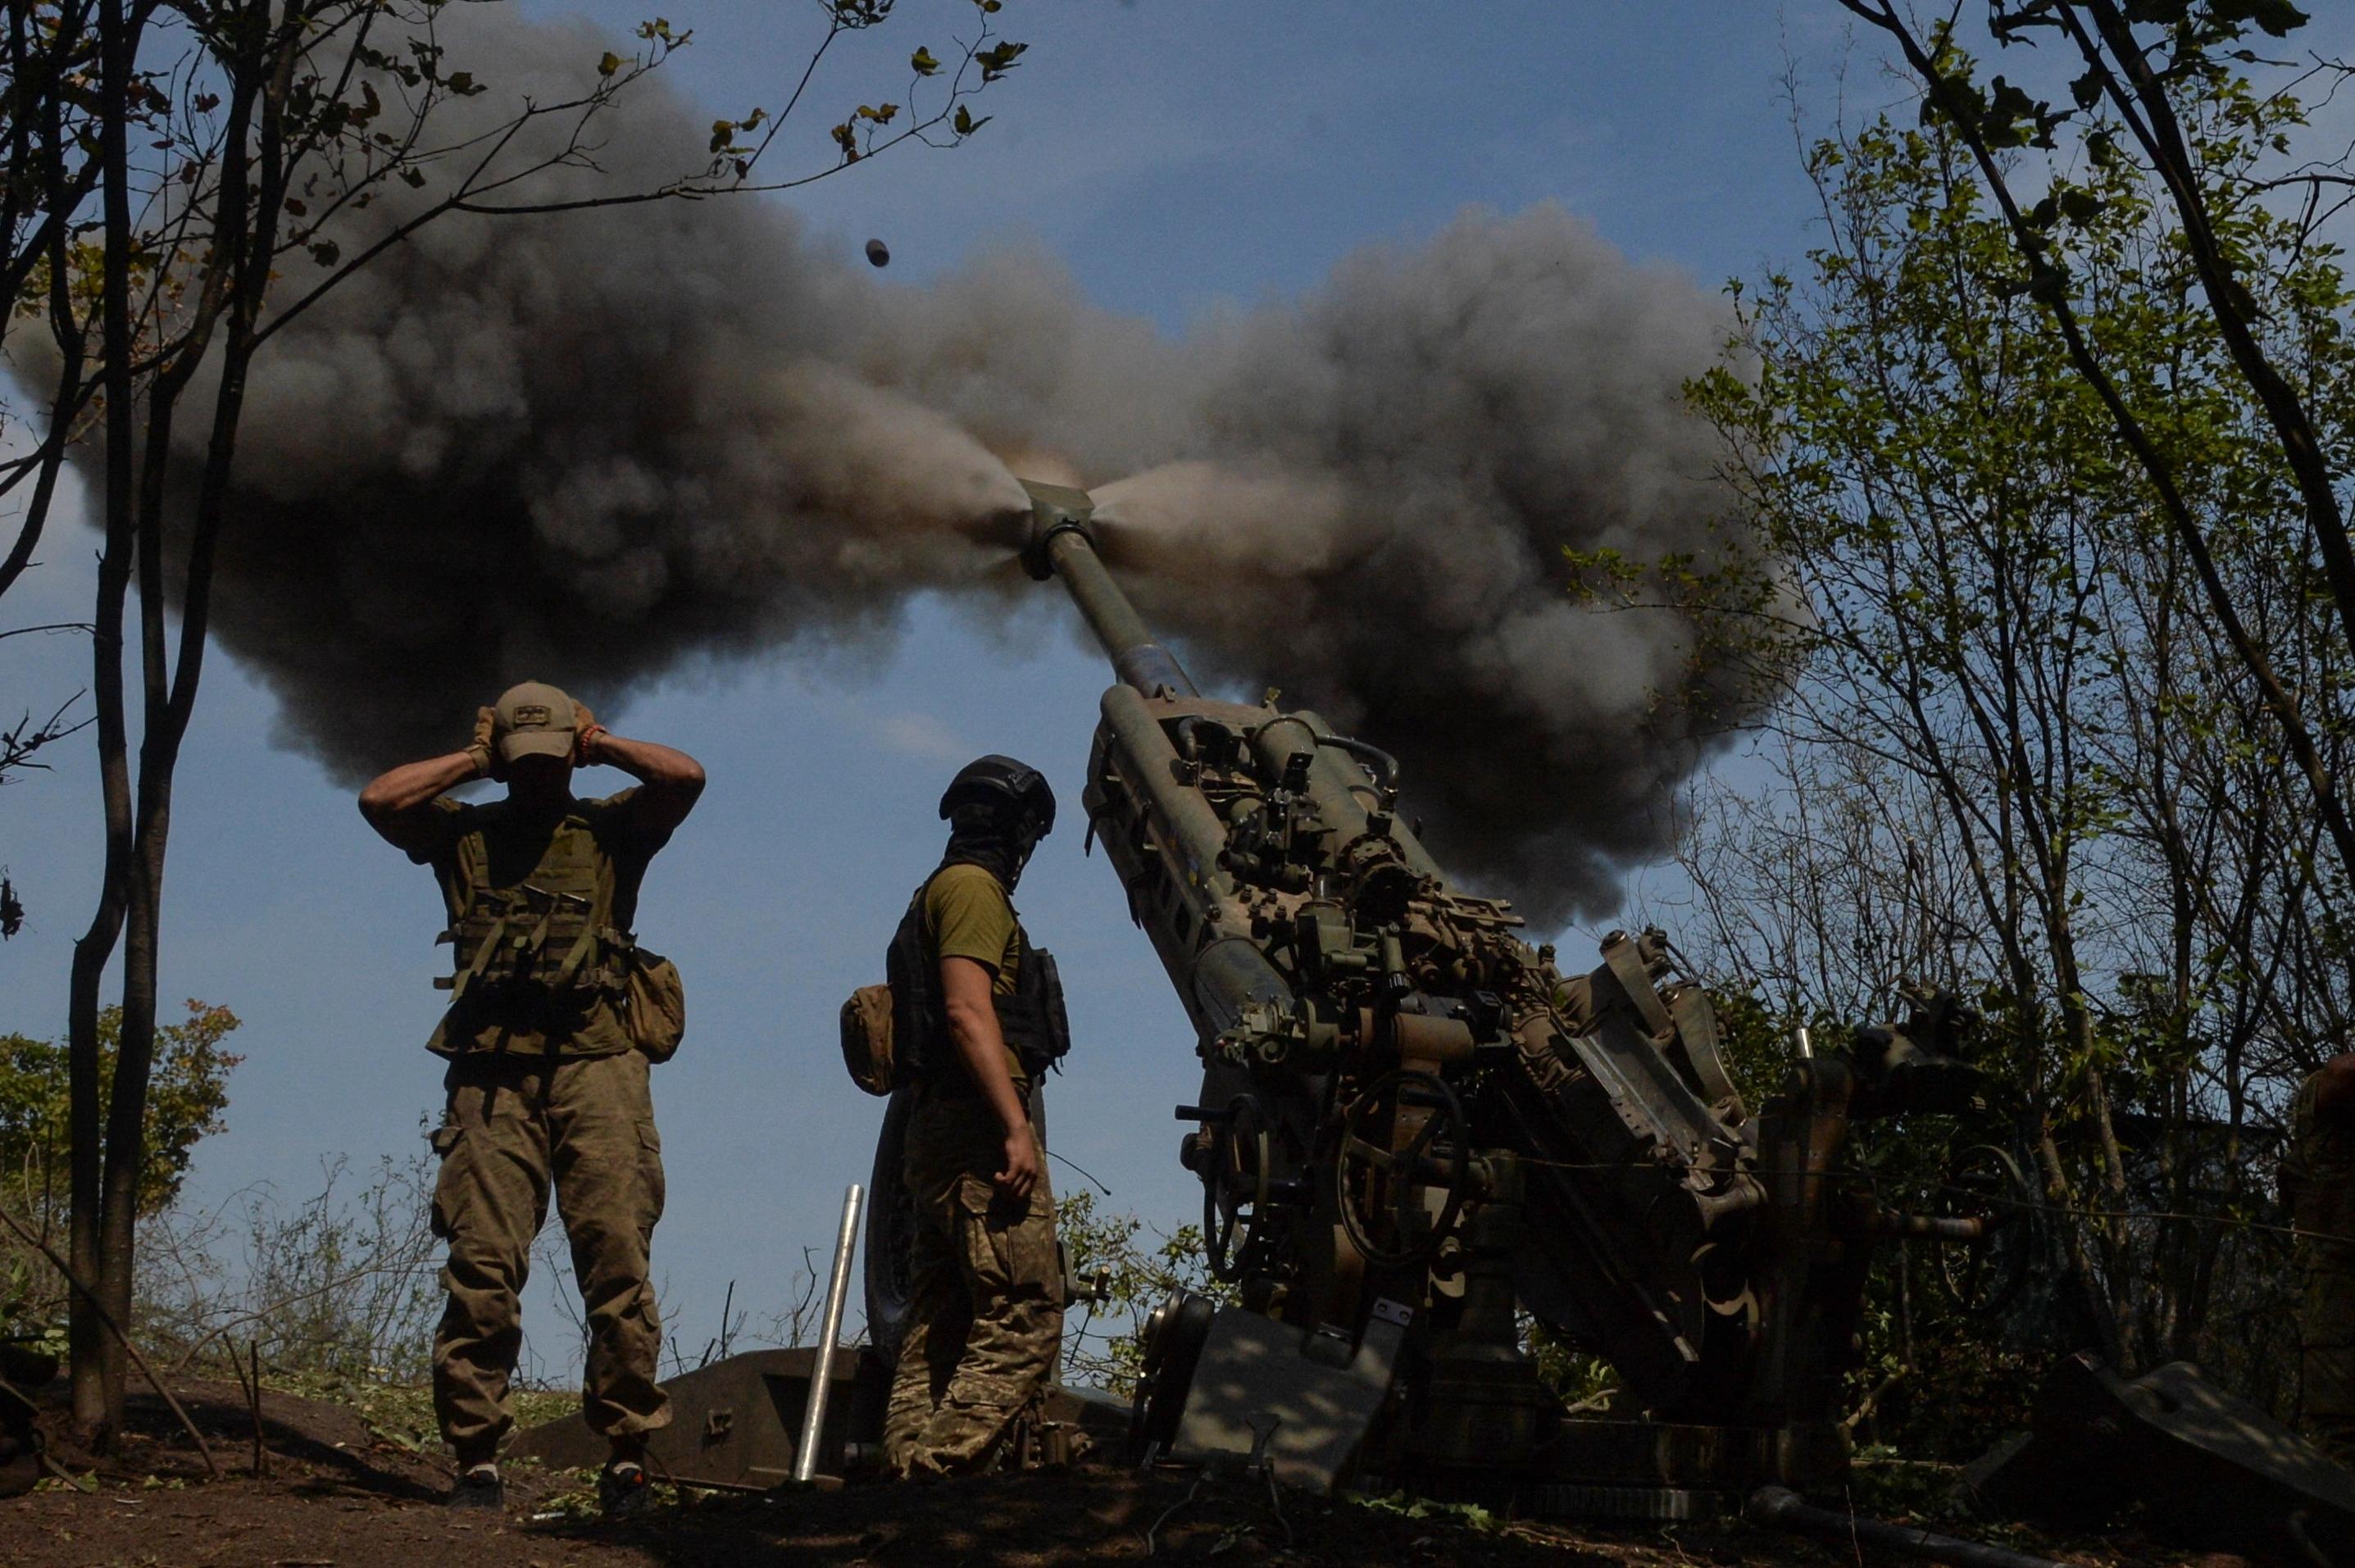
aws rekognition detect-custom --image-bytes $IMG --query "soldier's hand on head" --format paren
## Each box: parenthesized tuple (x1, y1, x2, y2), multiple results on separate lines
(572, 702, 604, 767)
(469, 706, 507, 781)
(995, 1125, 1042, 1202)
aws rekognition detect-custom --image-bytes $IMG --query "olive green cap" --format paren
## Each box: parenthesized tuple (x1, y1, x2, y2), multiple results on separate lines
(493, 680, 577, 763)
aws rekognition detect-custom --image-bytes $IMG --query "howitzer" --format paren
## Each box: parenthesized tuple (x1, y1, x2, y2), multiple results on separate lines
(1013, 478, 2002, 1510)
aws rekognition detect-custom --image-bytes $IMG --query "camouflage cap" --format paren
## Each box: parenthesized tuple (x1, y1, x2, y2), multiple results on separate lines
(493, 680, 577, 764)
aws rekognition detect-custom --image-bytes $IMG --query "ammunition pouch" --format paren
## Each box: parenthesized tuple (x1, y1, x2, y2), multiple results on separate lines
(996, 942, 1071, 1079)
(620, 942, 687, 1062)
(438, 888, 625, 1007)
(840, 983, 898, 1096)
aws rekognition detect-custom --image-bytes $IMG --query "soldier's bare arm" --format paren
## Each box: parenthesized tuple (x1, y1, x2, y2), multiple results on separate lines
(574, 702, 706, 834)
(939, 954, 1043, 1201)
(358, 750, 480, 852)
(359, 705, 496, 852)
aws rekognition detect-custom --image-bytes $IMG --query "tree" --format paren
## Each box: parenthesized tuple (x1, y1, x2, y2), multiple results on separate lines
(1828, 0, 2355, 891)
(1056, 1190, 1230, 1395)
(0, 0, 1031, 1443)
(0, 999, 239, 1228)
(0, 999, 239, 1337)
(1621, 48, 2344, 1401)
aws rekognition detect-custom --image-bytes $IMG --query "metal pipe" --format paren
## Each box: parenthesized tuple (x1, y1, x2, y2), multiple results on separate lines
(794, 1182, 865, 1483)
(1315, 733, 1400, 793)
(1860, 1207, 1998, 1241)
(1100, 683, 1240, 913)
(1747, 1486, 2067, 1568)
(1018, 479, 1199, 697)
(1264, 710, 1445, 879)
(1043, 525, 1198, 697)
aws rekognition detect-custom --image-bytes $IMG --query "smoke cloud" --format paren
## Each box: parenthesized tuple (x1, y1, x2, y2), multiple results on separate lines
(117, 7, 1748, 921)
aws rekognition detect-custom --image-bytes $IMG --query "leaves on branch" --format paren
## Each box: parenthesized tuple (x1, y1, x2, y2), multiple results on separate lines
(2202, 0, 2308, 38)
(975, 40, 1027, 82)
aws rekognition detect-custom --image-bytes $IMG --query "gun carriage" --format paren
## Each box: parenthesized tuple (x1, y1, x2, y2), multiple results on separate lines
(516, 479, 2355, 1552)
(1014, 478, 1997, 1510)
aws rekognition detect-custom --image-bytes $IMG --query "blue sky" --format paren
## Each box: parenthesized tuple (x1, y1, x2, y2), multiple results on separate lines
(4, 0, 1899, 1380)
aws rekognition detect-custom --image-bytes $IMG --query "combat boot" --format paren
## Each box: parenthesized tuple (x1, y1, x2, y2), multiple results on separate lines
(448, 1461, 504, 1511)
(598, 1457, 655, 1519)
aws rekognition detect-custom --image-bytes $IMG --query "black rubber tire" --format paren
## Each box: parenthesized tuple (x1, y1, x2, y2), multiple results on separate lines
(1133, 1291, 1218, 1452)
(863, 1088, 918, 1370)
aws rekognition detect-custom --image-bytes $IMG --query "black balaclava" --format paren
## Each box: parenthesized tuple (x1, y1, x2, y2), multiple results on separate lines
(937, 755, 1056, 893)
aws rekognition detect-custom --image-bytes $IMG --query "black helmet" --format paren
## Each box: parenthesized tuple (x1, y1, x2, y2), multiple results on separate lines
(939, 754, 1057, 841)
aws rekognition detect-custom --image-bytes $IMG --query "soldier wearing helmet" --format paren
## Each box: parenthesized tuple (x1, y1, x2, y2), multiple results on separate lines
(357, 682, 704, 1516)
(880, 755, 1071, 1476)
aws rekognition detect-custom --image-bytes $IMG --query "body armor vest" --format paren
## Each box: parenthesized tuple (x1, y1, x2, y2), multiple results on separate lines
(438, 812, 630, 1008)
(885, 870, 1071, 1087)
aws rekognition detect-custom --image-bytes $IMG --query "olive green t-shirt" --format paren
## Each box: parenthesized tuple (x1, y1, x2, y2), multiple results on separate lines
(920, 861, 1025, 1084)
(408, 788, 674, 1057)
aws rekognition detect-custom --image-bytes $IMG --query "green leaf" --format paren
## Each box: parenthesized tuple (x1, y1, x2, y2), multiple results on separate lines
(2209, 0, 2308, 37)
(953, 102, 990, 136)
(598, 51, 623, 77)
(910, 45, 940, 75)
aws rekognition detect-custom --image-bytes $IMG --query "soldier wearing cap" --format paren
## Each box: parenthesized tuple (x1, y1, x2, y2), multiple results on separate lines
(880, 756, 1071, 1476)
(2285, 1052, 2355, 1466)
(359, 682, 704, 1514)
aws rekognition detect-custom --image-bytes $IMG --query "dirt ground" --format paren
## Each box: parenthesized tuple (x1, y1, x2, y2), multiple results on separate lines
(0, 1379, 2256, 1567)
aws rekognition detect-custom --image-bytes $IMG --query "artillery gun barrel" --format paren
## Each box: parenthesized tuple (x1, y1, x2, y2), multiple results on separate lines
(1016, 476, 1443, 887)
(1018, 479, 1198, 698)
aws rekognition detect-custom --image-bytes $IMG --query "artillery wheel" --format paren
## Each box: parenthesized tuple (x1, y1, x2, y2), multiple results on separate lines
(1130, 1289, 1218, 1455)
(1203, 1094, 1274, 1284)
(1334, 1070, 1470, 1270)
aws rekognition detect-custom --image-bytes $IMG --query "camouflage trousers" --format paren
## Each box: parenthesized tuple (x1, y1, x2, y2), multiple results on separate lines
(882, 1095, 1063, 1476)
(430, 1049, 671, 1466)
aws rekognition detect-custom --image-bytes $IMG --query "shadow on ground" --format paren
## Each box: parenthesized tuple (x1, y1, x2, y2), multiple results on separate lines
(0, 1376, 2254, 1568)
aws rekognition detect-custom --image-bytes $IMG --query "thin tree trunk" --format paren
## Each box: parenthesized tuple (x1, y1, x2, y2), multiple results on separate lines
(67, 0, 138, 1442)
(89, 3, 267, 1428)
